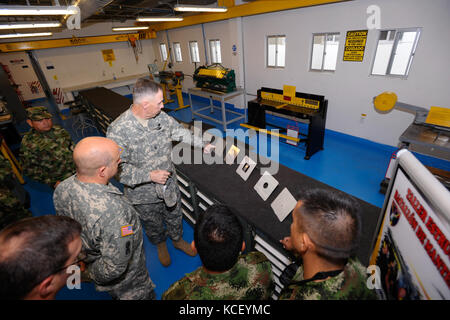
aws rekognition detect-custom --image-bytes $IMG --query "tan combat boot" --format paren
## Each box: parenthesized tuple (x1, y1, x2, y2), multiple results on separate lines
(157, 242, 171, 267)
(173, 239, 197, 257)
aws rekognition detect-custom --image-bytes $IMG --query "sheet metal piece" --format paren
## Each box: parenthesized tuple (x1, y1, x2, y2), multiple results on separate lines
(254, 171, 279, 201)
(236, 155, 257, 181)
(271, 187, 297, 222)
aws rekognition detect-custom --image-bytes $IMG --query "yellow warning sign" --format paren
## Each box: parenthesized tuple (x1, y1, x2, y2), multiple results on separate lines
(102, 49, 115, 62)
(343, 30, 368, 62)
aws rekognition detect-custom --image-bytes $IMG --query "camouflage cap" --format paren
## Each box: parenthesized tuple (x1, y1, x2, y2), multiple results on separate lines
(26, 106, 52, 121)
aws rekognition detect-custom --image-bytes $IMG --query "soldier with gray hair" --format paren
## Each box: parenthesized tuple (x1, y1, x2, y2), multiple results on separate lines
(107, 78, 214, 267)
(53, 136, 155, 300)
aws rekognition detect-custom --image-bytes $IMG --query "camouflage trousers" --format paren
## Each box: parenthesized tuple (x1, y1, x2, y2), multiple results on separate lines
(0, 190, 32, 231)
(108, 284, 156, 300)
(134, 200, 183, 245)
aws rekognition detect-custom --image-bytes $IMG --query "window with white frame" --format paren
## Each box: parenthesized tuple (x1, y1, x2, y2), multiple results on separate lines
(371, 28, 421, 77)
(267, 35, 286, 68)
(209, 39, 222, 64)
(159, 43, 168, 61)
(310, 33, 340, 71)
(173, 42, 182, 62)
(189, 41, 200, 63)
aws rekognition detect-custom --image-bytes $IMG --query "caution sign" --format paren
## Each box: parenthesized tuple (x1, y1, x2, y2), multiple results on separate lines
(102, 49, 115, 62)
(343, 30, 368, 62)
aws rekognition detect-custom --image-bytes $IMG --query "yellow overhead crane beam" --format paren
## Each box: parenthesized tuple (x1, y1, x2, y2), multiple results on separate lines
(0, 31, 156, 53)
(146, 0, 349, 32)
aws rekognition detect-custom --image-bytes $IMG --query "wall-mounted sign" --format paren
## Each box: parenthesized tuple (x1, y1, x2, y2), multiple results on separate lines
(343, 30, 368, 62)
(102, 49, 115, 62)
(102, 49, 115, 67)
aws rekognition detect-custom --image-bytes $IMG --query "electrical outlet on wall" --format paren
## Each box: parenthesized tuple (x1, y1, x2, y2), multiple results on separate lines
(360, 113, 367, 124)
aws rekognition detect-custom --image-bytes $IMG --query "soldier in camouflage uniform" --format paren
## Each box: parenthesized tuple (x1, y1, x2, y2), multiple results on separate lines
(279, 258, 377, 300)
(107, 78, 213, 267)
(162, 204, 274, 300)
(279, 188, 378, 300)
(20, 106, 75, 188)
(0, 153, 32, 230)
(53, 137, 155, 300)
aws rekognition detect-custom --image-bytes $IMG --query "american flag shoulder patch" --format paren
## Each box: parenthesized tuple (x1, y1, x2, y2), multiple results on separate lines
(120, 225, 134, 237)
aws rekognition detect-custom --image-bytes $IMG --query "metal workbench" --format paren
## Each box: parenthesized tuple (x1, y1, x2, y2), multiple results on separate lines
(188, 87, 246, 131)
(399, 123, 450, 161)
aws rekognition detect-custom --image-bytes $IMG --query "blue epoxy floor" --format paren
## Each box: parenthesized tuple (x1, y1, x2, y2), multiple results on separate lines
(16, 92, 449, 300)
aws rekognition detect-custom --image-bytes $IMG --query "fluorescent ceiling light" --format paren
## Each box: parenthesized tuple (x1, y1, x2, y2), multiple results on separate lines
(0, 6, 78, 16)
(0, 22, 61, 29)
(0, 32, 52, 39)
(174, 5, 227, 12)
(137, 17, 183, 22)
(112, 26, 149, 31)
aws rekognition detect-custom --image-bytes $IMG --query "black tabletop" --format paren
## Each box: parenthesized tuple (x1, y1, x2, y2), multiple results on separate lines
(79, 87, 131, 120)
(175, 141, 381, 266)
(74, 86, 381, 265)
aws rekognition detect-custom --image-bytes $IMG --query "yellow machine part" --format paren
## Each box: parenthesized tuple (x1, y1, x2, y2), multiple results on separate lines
(425, 106, 450, 128)
(197, 68, 226, 79)
(260, 91, 320, 110)
(374, 91, 398, 112)
(240, 123, 300, 142)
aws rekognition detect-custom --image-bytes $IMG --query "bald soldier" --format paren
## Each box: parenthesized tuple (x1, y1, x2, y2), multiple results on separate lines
(53, 137, 155, 300)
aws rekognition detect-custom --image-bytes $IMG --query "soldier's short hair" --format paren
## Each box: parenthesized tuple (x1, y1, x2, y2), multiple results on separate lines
(194, 204, 243, 272)
(296, 188, 361, 264)
(0, 215, 82, 300)
(133, 78, 163, 104)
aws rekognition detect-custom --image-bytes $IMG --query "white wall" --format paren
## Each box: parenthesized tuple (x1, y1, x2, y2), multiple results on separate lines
(1, 0, 448, 147)
(154, 24, 206, 90)
(152, 18, 246, 108)
(0, 51, 45, 101)
(34, 38, 155, 91)
(152, 0, 450, 146)
(202, 18, 245, 107)
(242, 0, 450, 146)
(0, 21, 156, 105)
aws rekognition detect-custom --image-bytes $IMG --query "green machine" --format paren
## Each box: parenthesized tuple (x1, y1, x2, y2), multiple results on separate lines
(193, 64, 236, 93)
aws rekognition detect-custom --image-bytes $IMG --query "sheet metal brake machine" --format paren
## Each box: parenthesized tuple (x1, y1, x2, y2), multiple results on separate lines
(242, 85, 328, 160)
